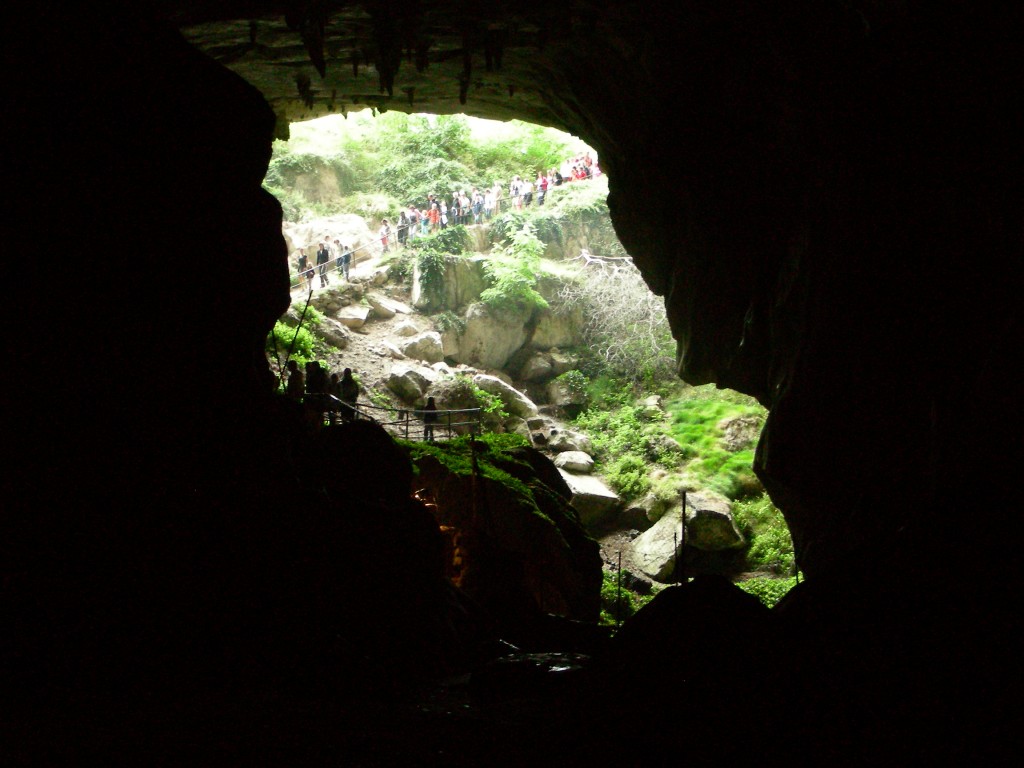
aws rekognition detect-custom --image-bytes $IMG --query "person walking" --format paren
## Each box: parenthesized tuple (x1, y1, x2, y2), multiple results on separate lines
(397, 210, 409, 248)
(379, 219, 392, 253)
(339, 367, 360, 420)
(296, 248, 309, 291)
(422, 396, 438, 441)
(285, 359, 304, 401)
(316, 241, 331, 287)
(536, 171, 549, 205)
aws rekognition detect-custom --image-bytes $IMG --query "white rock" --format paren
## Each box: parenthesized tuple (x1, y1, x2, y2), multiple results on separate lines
(557, 470, 620, 528)
(399, 331, 444, 364)
(471, 373, 539, 418)
(336, 305, 371, 328)
(394, 319, 420, 337)
(386, 363, 437, 401)
(553, 451, 595, 473)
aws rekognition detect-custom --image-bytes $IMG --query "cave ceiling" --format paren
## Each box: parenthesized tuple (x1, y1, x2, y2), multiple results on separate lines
(168, 2, 599, 140)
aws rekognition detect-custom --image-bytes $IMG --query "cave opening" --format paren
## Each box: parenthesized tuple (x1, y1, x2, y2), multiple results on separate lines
(263, 108, 798, 615)
(6, 3, 1021, 765)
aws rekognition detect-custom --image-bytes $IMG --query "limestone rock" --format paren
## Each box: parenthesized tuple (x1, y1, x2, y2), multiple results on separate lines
(548, 351, 579, 377)
(381, 341, 405, 359)
(629, 508, 685, 582)
(718, 414, 764, 452)
(365, 293, 396, 319)
(629, 491, 744, 582)
(557, 469, 621, 528)
(400, 331, 444, 364)
(685, 491, 745, 552)
(455, 303, 529, 370)
(314, 316, 350, 350)
(472, 373, 539, 419)
(531, 307, 581, 350)
(386, 363, 437, 401)
(545, 378, 588, 418)
(519, 352, 554, 383)
(394, 319, 420, 337)
(547, 429, 593, 454)
(553, 451, 595, 473)
(336, 305, 371, 328)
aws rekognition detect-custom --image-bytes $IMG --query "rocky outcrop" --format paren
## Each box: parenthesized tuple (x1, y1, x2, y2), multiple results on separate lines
(386, 363, 437, 401)
(412, 449, 601, 625)
(629, 491, 744, 582)
(399, 331, 444, 364)
(450, 302, 531, 370)
(557, 470, 621, 529)
(472, 373, 539, 419)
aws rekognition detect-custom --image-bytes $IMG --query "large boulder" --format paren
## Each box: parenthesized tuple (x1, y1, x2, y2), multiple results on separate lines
(518, 352, 555, 383)
(718, 414, 764, 452)
(554, 451, 595, 474)
(454, 302, 530, 369)
(386, 363, 437, 402)
(365, 292, 412, 319)
(629, 491, 744, 581)
(413, 448, 602, 625)
(531, 306, 581, 350)
(399, 331, 444, 364)
(411, 254, 489, 311)
(472, 373, 540, 419)
(557, 469, 621, 529)
(336, 305, 371, 329)
(314, 316, 351, 350)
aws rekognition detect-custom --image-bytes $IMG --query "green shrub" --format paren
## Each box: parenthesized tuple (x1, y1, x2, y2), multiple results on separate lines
(732, 494, 796, 576)
(604, 453, 651, 501)
(553, 370, 589, 402)
(599, 569, 658, 625)
(480, 221, 548, 312)
(433, 310, 465, 335)
(736, 576, 797, 608)
(267, 321, 314, 363)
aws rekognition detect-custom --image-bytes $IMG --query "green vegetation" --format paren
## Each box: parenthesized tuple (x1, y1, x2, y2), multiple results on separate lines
(273, 112, 588, 218)
(266, 320, 315, 363)
(600, 570, 659, 626)
(553, 370, 589, 403)
(451, 374, 509, 419)
(736, 576, 797, 608)
(732, 494, 796, 576)
(266, 112, 795, 607)
(664, 391, 764, 498)
(402, 433, 540, 516)
(480, 221, 549, 312)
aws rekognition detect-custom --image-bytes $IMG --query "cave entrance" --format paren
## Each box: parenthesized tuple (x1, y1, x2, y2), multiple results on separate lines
(266, 110, 796, 612)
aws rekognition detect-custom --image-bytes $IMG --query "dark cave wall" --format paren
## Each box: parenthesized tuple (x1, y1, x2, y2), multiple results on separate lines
(540, 1, 1024, 576)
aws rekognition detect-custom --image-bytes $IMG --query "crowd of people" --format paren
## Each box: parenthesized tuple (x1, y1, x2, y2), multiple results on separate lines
(285, 359, 361, 423)
(291, 151, 600, 290)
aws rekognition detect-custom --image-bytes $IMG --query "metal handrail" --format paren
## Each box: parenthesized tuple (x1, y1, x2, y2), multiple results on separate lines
(306, 393, 482, 441)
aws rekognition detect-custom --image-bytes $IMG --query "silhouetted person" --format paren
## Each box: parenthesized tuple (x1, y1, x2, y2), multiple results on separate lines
(305, 361, 328, 395)
(285, 359, 304, 401)
(339, 367, 359, 420)
(422, 396, 438, 441)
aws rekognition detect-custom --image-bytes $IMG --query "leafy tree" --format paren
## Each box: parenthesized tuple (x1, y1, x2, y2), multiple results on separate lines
(480, 221, 549, 312)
